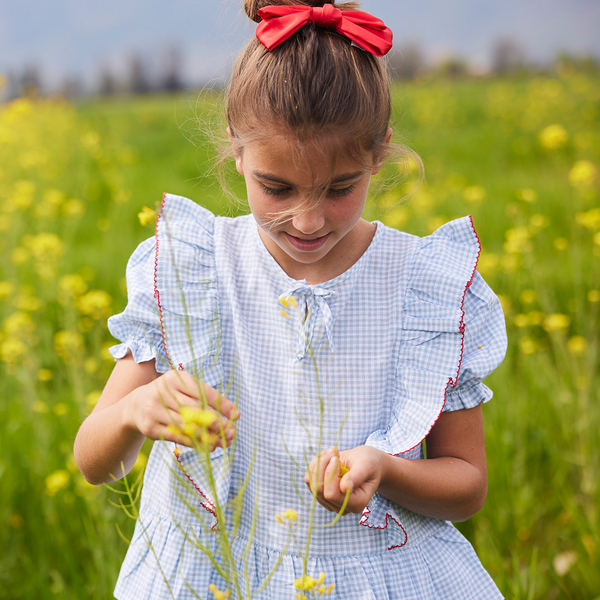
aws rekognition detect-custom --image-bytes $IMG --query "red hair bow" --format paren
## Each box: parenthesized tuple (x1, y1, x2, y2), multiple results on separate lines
(256, 4, 393, 57)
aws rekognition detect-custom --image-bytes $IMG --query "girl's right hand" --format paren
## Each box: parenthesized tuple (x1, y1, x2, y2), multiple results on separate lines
(123, 369, 239, 451)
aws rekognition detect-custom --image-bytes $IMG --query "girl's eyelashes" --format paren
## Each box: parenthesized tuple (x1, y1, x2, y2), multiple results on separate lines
(329, 185, 355, 197)
(260, 184, 356, 198)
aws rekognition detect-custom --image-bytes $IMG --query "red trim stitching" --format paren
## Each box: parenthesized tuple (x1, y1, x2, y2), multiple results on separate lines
(359, 506, 408, 550)
(153, 192, 218, 527)
(174, 449, 219, 530)
(362, 216, 482, 545)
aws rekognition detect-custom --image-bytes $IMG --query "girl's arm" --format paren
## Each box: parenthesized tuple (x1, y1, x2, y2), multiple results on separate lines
(74, 352, 238, 486)
(305, 403, 487, 522)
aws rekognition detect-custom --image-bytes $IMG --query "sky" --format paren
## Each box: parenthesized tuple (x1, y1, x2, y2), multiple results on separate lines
(1, 0, 599, 93)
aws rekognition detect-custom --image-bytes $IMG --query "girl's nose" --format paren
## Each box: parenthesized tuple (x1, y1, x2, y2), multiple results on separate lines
(291, 205, 325, 235)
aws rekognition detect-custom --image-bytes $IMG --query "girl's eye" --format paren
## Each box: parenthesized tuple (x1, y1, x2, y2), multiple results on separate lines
(261, 185, 289, 196)
(329, 185, 355, 198)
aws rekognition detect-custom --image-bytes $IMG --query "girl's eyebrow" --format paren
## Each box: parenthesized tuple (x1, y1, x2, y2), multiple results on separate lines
(252, 169, 365, 186)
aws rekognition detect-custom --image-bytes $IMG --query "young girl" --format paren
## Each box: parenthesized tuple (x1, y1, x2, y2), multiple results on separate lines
(74, 1, 507, 598)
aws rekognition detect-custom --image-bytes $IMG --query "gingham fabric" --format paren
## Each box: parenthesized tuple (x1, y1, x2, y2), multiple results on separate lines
(108, 194, 507, 599)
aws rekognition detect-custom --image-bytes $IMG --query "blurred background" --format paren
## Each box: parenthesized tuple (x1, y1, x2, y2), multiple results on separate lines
(1, 2, 599, 599)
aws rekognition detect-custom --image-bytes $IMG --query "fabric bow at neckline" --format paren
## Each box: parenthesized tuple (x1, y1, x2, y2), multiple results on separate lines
(280, 282, 337, 360)
(256, 5, 393, 57)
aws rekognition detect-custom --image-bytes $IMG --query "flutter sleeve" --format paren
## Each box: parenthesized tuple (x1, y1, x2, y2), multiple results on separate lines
(359, 216, 507, 546)
(107, 236, 170, 373)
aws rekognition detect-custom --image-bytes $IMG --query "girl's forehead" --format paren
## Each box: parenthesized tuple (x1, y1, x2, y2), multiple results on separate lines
(243, 135, 372, 181)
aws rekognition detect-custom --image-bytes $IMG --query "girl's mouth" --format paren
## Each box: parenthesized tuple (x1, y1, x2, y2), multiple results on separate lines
(285, 232, 330, 252)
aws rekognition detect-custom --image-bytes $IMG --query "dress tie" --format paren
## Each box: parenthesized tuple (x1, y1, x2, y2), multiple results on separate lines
(279, 283, 337, 360)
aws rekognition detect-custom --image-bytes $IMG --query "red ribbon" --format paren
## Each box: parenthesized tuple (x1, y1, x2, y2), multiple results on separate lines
(256, 5, 393, 57)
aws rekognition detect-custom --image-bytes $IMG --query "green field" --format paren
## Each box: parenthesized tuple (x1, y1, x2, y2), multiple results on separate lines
(1, 71, 599, 599)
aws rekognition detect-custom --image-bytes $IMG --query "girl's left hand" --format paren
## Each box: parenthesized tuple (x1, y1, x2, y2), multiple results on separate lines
(304, 445, 384, 514)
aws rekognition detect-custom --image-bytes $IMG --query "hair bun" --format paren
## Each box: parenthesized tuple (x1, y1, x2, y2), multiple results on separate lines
(243, 1, 340, 24)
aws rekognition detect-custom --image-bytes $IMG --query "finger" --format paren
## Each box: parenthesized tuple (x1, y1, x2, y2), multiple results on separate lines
(322, 457, 344, 503)
(203, 384, 239, 421)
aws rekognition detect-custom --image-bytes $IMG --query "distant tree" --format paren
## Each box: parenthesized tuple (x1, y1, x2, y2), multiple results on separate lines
(437, 56, 469, 79)
(160, 45, 184, 92)
(20, 64, 42, 97)
(388, 42, 424, 79)
(99, 65, 118, 96)
(492, 38, 525, 74)
(127, 53, 151, 95)
(59, 76, 84, 99)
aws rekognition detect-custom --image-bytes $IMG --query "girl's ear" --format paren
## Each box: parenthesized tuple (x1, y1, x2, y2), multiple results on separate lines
(227, 127, 244, 175)
(372, 127, 393, 176)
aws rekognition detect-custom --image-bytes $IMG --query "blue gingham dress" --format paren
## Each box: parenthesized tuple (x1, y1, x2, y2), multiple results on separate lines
(109, 194, 507, 599)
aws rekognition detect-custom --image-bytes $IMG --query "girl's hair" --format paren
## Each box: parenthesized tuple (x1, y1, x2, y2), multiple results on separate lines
(228, 0, 391, 161)
(217, 0, 422, 222)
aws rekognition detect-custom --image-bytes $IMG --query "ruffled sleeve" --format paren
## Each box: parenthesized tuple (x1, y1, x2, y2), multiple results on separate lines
(360, 216, 507, 546)
(107, 237, 170, 372)
(107, 193, 222, 383)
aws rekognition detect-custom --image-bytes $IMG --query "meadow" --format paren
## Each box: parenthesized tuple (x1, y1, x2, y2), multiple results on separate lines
(0, 68, 598, 599)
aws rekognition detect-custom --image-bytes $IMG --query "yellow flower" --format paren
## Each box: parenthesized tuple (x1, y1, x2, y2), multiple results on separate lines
(539, 124, 568, 149)
(575, 208, 600, 231)
(23, 232, 64, 261)
(62, 198, 86, 218)
(338, 461, 349, 478)
(519, 337, 537, 355)
(543, 313, 570, 333)
(288, 296, 298, 308)
(3, 311, 36, 336)
(280, 310, 290, 320)
(516, 188, 537, 202)
(504, 227, 532, 254)
(567, 336, 587, 357)
(553, 237, 569, 251)
(568, 160, 597, 188)
(208, 583, 230, 599)
(589, 290, 600, 303)
(37, 368, 53, 381)
(180, 406, 217, 428)
(282, 508, 297, 522)
(462, 185, 486, 204)
(295, 575, 317, 591)
(0, 281, 15, 300)
(138, 206, 157, 227)
(520, 289, 536, 304)
(513, 314, 529, 328)
(279, 296, 290, 308)
(75, 290, 112, 319)
(58, 274, 88, 299)
(54, 330, 84, 362)
(45, 470, 70, 496)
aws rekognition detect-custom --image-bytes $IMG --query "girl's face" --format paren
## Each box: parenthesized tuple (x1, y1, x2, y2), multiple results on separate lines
(233, 132, 389, 283)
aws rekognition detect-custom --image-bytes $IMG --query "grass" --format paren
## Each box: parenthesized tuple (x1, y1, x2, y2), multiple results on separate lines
(0, 71, 599, 598)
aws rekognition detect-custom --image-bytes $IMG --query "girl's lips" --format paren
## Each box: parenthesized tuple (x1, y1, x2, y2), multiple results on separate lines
(285, 232, 330, 252)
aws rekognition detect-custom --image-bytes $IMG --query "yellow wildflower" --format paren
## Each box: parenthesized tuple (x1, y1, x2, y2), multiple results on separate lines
(516, 188, 537, 202)
(519, 337, 537, 355)
(280, 310, 290, 320)
(275, 514, 284, 524)
(37, 368, 53, 381)
(530, 214, 549, 229)
(539, 124, 568, 149)
(62, 198, 86, 218)
(282, 508, 297, 522)
(568, 160, 597, 188)
(295, 575, 317, 591)
(3, 311, 36, 336)
(208, 583, 230, 599)
(326, 583, 335, 594)
(316, 572, 325, 586)
(180, 406, 217, 428)
(23, 232, 64, 261)
(0, 281, 15, 300)
(462, 185, 486, 204)
(338, 461, 350, 478)
(138, 206, 157, 227)
(513, 314, 529, 328)
(279, 296, 290, 308)
(588, 290, 600, 303)
(520, 289, 536, 304)
(53, 403, 68, 416)
(8, 180, 36, 210)
(54, 330, 84, 362)
(543, 313, 570, 333)
(288, 296, 298, 308)
(504, 227, 532, 254)
(567, 336, 587, 357)
(58, 274, 88, 299)
(75, 290, 112, 319)
(553, 237, 568, 251)
(575, 208, 600, 230)
(45, 470, 70, 496)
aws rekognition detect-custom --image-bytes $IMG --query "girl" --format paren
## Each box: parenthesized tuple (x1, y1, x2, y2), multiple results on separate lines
(74, 1, 507, 598)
